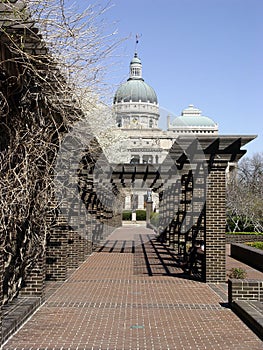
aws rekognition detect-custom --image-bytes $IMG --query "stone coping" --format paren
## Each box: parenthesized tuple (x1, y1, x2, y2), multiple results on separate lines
(2, 297, 41, 345)
(230, 243, 263, 272)
(232, 300, 263, 341)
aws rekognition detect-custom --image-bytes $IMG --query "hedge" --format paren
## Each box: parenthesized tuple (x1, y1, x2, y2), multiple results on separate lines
(136, 210, 146, 221)
(122, 211, 132, 221)
(122, 210, 146, 221)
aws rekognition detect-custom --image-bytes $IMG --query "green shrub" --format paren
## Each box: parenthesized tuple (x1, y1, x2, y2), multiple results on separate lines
(228, 267, 247, 279)
(136, 210, 146, 221)
(122, 211, 132, 221)
(246, 241, 263, 250)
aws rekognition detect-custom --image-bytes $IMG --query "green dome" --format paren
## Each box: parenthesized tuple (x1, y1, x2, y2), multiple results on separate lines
(170, 105, 217, 128)
(172, 115, 216, 127)
(114, 79, 158, 104)
(114, 53, 158, 104)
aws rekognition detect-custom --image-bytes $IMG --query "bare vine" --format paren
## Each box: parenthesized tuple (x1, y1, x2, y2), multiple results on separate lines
(0, 0, 120, 303)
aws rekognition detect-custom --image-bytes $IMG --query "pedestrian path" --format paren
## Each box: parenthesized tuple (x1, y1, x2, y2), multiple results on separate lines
(2, 226, 263, 349)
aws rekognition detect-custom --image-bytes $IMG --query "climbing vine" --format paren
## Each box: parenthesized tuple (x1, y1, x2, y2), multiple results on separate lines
(0, 0, 119, 303)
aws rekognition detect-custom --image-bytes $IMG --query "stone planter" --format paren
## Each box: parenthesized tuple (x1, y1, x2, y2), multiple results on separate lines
(230, 243, 263, 272)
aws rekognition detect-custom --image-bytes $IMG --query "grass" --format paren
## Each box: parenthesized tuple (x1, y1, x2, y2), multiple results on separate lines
(245, 241, 263, 250)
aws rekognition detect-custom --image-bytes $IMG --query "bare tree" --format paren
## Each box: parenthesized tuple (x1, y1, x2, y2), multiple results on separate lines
(0, 0, 121, 303)
(226, 152, 263, 232)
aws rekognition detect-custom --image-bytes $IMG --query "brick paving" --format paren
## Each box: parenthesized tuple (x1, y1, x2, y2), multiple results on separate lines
(2, 225, 263, 349)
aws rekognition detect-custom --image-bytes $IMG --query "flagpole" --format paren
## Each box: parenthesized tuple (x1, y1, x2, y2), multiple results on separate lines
(135, 33, 141, 54)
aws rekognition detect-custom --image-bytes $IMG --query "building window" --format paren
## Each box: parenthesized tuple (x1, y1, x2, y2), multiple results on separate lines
(149, 119, 153, 128)
(117, 117, 122, 127)
(131, 67, 140, 76)
(142, 155, 153, 164)
(130, 155, 140, 164)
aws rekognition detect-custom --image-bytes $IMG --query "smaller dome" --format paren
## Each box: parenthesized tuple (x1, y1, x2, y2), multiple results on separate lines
(172, 116, 216, 127)
(171, 105, 217, 127)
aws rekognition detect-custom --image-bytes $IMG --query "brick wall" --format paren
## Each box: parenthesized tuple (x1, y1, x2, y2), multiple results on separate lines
(230, 243, 263, 272)
(228, 279, 263, 305)
(67, 229, 92, 269)
(226, 234, 263, 244)
(205, 166, 226, 283)
(19, 253, 45, 298)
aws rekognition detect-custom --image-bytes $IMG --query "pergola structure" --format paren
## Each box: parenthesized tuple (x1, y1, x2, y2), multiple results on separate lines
(0, 1, 258, 344)
(108, 135, 256, 283)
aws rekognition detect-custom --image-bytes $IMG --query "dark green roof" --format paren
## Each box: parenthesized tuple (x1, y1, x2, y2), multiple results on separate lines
(171, 116, 216, 127)
(114, 79, 158, 104)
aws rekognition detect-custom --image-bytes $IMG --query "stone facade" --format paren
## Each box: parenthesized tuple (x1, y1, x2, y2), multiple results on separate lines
(112, 54, 219, 212)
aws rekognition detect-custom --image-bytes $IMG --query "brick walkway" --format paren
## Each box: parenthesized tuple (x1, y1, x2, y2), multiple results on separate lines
(2, 226, 263, 349)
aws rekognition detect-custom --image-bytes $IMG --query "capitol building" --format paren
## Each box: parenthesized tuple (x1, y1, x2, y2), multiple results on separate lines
(112, 51, 218, 211)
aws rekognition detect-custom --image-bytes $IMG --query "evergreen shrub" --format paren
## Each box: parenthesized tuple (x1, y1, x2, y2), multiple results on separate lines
(122, 211, 132, 221)
(136, 210, 146, 221)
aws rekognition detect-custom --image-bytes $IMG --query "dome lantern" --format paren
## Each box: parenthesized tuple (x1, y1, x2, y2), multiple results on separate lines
(129, 53, 143, 80)
(113, 53, 158, 105)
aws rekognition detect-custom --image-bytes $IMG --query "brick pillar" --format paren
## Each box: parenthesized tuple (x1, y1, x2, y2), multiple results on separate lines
(20, 252, 45, 298)
(85, 209, 93, 256)
(45, 218, 68, 281)
(205, 165, 226, 283)
(67, 231, 81, 269)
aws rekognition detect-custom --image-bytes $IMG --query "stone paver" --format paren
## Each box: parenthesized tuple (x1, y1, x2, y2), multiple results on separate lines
(2, 226, 263, 349)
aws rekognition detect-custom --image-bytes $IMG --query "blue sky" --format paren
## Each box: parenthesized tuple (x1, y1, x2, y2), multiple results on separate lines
(77, 0, 262, 157)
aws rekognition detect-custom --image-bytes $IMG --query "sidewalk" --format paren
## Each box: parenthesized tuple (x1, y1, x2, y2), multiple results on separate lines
(2, 225, 263, 349)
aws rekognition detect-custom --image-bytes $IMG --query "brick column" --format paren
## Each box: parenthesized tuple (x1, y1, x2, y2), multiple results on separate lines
(205, 165, 226, 283)
(67, 231, 81, 269)
(45, 218, 68, 281)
